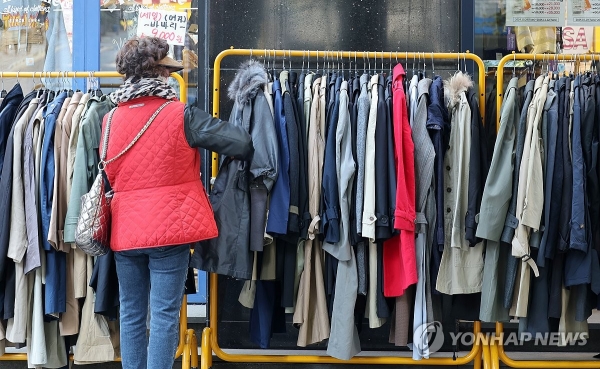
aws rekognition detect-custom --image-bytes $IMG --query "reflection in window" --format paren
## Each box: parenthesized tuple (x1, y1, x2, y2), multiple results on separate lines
(100, 0, 198, 104)
(0, 0, 72, 91)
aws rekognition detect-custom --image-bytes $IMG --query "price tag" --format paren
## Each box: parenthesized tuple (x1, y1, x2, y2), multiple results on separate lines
(568, 0, 600, 26)
(136, 9, 187, 46)
(505, 0, 565, 26)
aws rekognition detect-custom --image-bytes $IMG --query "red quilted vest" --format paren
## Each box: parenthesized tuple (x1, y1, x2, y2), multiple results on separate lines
(102, 96, 217, 251)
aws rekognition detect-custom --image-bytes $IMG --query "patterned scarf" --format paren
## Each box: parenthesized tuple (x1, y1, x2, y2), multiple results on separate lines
(109, 77, 178, 104)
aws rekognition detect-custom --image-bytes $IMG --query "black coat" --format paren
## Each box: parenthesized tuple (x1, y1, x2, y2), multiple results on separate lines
(0, 83, 25, 319)
(374, 74, 394, 241)
(465, 87, 487, 246)
(283, 82, 300, 237)
(321, 75, 341, 243)
(192, 60, 277, 279)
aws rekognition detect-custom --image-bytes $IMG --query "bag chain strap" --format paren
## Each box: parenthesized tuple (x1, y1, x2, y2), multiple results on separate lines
(98, 100, 173, 170)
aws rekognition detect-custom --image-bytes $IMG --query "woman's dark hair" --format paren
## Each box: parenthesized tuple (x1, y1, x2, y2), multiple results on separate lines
(116, 37, 170, 80)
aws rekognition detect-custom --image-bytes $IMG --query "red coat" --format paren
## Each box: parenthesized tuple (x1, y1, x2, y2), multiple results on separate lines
(103, 96, 217, 251)
(383, 64, 417, 297)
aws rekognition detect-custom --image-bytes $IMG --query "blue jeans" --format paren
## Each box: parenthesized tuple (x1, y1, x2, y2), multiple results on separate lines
(114, 245, 190, 369)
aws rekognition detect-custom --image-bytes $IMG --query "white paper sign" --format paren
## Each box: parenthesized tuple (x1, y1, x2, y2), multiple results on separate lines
(568, 0, 600, 25)
(506, 0, 565, 26)
(136, 9, 187, 46)
(562, 26, 594, 53)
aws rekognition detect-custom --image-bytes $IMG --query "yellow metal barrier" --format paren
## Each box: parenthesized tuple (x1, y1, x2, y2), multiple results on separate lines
(490, 322, 600, 368)
(493, 52, 600, 368)
(0, 71, 195, 368)
(495, 52, 600, 128)
(204, 48, 488, 368)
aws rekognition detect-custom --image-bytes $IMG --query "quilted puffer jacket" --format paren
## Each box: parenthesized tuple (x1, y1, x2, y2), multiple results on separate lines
(103, 96, 253, 252)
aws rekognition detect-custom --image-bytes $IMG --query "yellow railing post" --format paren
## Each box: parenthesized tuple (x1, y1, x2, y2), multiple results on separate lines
(201, 327, 213, 369)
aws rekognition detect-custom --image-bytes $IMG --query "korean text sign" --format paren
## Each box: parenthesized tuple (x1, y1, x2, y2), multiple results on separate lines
(136, 9, 187, 46)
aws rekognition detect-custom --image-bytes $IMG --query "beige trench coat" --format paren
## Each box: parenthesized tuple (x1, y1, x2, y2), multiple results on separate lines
(74, 255, 120, 364)
(293, 76, 330, 346)
(436, 72, 484, 295)
(510, 75, 547, 317)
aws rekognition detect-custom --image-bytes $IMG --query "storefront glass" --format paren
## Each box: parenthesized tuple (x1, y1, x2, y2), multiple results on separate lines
(0, 0, 73, 91)
(99, 0, 199, 104)
(475, 0, 600, 73)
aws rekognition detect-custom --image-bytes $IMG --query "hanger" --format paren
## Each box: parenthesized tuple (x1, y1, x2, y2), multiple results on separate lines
(91, 72, 103, 97)
(0, 72, 6, 98)
(60, 72, 66, 94)
(361, 52, 365, 74)
(266, 49, 273, 80)
(339, 51, 345, 81)
(34, 72, 44, 98)
(339, 51, 344, 80)
(316, 50, 320, 75)
(73, 74, 81, 93)
(414, 54, 417, 78)
(348, 52, 352, 79)
(87, 71, 94, 94)
(66, 72, 74, 97)
(431, 53, 435, 77)
(422, 52, 426, 79)
(511, 52, 516, 78)
(265, 50, 270, 77)
(271, 49, 277, 80)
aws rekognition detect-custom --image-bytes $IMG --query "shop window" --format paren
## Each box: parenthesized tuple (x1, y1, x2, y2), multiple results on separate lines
(476, 0, 600, 74)
(99, 0, 199, 103)
(0, 0, 73, 91)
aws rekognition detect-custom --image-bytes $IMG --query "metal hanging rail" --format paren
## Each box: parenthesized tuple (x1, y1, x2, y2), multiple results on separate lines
(495, 52, 600, 129)
(0, 71, 198, 369)
(203, 48, 488, 369)
(492, 52, 600, 369)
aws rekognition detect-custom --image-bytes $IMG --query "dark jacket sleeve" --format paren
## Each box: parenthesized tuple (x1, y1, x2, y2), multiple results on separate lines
(465, 88, 486, 247)
(184, 105, 254, 160)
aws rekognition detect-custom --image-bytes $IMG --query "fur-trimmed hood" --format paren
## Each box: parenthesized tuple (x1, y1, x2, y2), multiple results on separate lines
(227, 60, 268, 106)
(444, 71, 473, 108)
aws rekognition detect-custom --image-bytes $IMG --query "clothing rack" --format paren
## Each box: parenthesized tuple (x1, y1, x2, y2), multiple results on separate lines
(491, 52, 600, 369)
(0, 71, 199, 369)
(202, 48, 488, 369)
(495, 52, 600, 129)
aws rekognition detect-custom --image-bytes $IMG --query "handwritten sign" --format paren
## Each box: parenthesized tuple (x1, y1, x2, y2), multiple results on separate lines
(505, 0, 565, 26)
(136, 9, 187, 46)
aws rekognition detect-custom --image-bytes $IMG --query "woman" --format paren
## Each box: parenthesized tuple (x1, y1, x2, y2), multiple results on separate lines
(104, 37, 253, 369)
